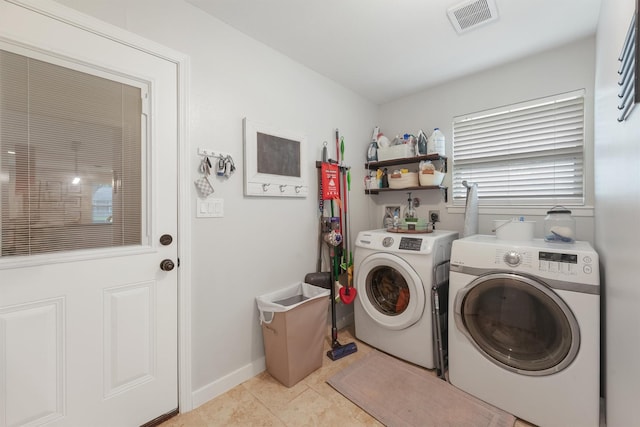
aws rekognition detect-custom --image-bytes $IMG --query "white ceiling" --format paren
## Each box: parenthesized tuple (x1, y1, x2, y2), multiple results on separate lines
(186, 0, 602, 104)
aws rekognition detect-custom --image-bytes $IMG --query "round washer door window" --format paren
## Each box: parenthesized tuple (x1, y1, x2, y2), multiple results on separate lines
(355, 252, 425, 330)
(454, 273, 579, 376)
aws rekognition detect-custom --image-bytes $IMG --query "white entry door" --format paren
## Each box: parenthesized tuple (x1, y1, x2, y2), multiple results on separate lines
(0, 2, 178, 426)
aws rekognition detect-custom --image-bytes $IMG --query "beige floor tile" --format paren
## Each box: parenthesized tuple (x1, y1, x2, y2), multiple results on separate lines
(242, 371, 310, 411)
(514, 419, 537, 427)
(267, 386, 338, 426)
(194, 384, 284, 426)
(157, 407, 208, 427)
(162, 324, 530, 427)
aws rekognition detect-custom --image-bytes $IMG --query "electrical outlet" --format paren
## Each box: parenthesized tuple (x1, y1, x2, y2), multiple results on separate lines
(429, 210, 440, 222)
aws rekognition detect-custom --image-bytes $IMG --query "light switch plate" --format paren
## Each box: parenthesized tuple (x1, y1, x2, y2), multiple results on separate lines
(196, 198, 224, 218)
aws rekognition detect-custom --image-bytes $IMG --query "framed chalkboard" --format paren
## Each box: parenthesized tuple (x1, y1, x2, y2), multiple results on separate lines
(243, 118, 308, 197)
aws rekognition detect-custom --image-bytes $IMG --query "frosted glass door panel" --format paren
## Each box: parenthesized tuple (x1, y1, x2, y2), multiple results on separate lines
(0, 49, 144, 256)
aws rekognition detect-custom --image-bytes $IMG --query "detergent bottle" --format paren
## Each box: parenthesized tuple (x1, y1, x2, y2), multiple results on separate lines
(427, 128, 446, 156)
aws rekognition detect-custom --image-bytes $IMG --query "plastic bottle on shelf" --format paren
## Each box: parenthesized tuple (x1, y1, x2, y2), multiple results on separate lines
(416, 130, 428, 156)
(403, 133, 416, 156)
(427, 128, 446, 156)
(367, 126, 379, 161)
(381, 168, 389, 188)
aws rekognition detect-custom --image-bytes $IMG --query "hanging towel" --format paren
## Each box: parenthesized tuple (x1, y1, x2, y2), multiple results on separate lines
(463, 183, 479, 237)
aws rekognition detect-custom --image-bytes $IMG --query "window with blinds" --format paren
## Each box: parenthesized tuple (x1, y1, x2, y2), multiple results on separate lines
(0, 48, 145, 257)
(451, 90, 585, 206)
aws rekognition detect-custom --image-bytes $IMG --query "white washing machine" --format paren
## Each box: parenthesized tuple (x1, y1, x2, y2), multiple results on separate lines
(448, 235, 600, 427)
(353, 229, 458, 369)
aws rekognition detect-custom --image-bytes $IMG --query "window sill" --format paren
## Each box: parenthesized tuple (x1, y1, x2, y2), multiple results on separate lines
(446, 205, 594, 217)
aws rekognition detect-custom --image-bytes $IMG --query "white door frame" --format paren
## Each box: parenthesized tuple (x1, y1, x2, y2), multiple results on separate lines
(7, 0, 194, 413)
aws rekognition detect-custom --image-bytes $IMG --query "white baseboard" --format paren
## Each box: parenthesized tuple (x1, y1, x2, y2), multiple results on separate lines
(191, 356, 266, 409)
(190, 310, 354, 411)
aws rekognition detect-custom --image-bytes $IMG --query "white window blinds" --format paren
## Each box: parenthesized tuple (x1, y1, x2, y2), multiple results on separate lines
(0, 48, 145, 257)
(451, 90, 585, 206)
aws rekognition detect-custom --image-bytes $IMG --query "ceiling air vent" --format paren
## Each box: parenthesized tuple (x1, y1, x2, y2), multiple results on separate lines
(447, 0, 499, 34)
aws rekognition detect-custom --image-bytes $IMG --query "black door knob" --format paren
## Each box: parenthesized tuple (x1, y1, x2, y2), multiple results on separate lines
(160, 259, 175, 271)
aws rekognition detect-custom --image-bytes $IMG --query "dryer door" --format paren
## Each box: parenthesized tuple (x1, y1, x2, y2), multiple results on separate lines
(355, 252, 425, 330)
(454, 273, 579, 376)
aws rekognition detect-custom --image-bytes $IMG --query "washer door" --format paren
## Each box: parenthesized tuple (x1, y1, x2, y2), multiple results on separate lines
(355, 252, 425, 330)
(454, 273, 579, 376)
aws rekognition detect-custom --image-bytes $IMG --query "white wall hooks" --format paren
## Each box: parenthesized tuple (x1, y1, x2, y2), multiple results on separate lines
(197, 147, 235, 181)
(195, 148, 236, 198)
(197, 147, 231, 159)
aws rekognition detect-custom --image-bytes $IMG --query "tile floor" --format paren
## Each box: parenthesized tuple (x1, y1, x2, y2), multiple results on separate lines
(161, 325, 534, 427)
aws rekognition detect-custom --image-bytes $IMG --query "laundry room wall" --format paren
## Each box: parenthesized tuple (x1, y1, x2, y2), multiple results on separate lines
(376, 36, 596, 245)
(51, 0, 377, 408)
(593, 0, 640, 425)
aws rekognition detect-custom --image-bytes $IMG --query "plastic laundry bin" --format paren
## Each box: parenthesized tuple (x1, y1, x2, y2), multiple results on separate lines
(256, 282, 329, 387)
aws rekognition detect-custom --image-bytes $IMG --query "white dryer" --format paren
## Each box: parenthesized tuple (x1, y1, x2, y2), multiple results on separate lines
(448, 235, 600, 427)
(353, 229, 458, 369)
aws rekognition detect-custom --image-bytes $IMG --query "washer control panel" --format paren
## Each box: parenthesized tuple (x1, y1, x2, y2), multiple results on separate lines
(355, 230, 446, 254)
(382, 237, 394, 248)
(399, 237, 423, 251)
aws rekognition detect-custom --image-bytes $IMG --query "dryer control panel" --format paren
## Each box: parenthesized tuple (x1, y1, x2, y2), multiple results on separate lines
(538, 251, 589, 275)
(450, 235, 600, 288)
(491, 247, 596, 282)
